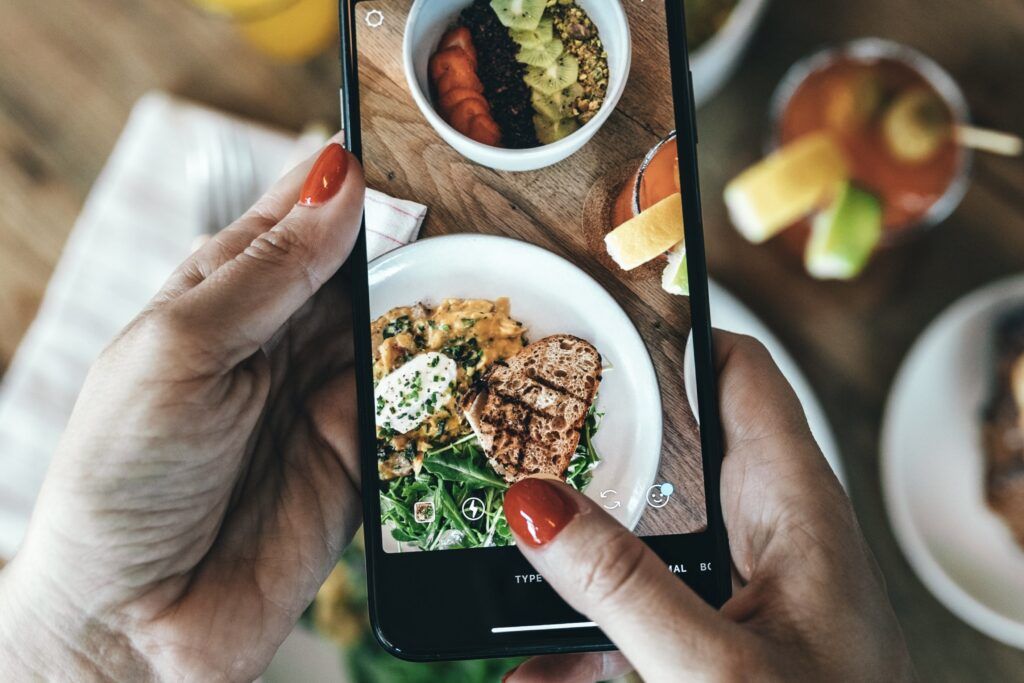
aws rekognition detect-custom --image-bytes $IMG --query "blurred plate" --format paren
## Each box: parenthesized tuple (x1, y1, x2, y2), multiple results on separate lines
(881, 275, 1024, 649)
(684, 280, 846, 487)
(369, 234, 662, 550)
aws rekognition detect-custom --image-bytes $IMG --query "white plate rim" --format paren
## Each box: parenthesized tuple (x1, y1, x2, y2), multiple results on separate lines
(881, 274, 1024, 649)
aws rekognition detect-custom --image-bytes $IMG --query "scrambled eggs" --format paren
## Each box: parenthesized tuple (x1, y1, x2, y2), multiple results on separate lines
(371, 298, 526, 479)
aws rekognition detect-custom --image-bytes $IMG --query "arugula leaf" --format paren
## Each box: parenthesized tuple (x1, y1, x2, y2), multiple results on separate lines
(423, 450, 507, 489)
(381, 402, 604, 551)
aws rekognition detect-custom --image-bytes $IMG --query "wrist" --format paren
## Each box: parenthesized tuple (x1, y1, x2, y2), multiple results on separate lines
(0, 554, 154, 682)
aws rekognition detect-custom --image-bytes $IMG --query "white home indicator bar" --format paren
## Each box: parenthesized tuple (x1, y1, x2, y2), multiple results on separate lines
(491, 621, 598, 634)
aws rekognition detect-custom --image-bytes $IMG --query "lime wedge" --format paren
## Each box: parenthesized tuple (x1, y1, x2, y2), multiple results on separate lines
(724, 132, 848, 244)
(804, 182, 882, 280)
(661, 241, 689, 296)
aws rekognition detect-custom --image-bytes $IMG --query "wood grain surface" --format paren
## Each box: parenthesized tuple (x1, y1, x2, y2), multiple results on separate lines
(1, 0, 1023, 679)
(356, 0, 706, 536)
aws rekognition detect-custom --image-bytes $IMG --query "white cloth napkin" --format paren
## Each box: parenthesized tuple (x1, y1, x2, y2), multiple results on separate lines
(0, 92, 426, 560)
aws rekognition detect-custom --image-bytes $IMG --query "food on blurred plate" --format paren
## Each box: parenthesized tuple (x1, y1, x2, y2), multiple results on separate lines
(684, 0, 738, 50)
(463, 335, 601, 483)
(726, 44, 967, 280)
(982, 312, 1024, 549)
(431, 0, 608, 148)
(724, 131, 848, 244)
(373, 298, 603, 551)
(605, 193, 684, 271)
(804, 182, 882, 280)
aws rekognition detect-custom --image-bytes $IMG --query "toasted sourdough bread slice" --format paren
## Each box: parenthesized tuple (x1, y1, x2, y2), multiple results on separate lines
(461, 335, 602, 483)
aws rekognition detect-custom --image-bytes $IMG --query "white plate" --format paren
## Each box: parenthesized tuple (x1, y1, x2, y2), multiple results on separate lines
(881, 275, 1024, 649)
(368, 234, 662, 549)
(684, 281, 846, 487)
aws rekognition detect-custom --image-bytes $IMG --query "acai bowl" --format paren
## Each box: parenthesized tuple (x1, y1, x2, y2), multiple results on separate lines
(403, 0, 631, 172)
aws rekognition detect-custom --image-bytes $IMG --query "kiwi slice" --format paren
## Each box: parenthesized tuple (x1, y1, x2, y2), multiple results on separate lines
(531, 82, 583, 121)
(517, 38, 563, 68)
(490, 0, 546, 31)
(510, 16, 553, 48)
(524, 54, 579, 95)
(534, 114, 580, 145)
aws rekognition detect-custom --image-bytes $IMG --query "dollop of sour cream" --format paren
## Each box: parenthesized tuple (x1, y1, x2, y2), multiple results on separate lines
(375, 352, 457, 435)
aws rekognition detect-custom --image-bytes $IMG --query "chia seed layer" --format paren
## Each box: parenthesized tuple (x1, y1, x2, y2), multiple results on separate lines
(460, 0, 539, 149)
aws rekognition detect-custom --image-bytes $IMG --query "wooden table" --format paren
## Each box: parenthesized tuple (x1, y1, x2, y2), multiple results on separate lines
(1, 0, 1022, 679)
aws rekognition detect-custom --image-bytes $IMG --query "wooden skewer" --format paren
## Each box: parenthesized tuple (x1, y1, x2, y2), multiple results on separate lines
(954, 125, 1023, 157)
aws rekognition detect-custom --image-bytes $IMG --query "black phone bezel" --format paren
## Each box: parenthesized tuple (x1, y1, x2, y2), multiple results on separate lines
(339, 0, 731, 662)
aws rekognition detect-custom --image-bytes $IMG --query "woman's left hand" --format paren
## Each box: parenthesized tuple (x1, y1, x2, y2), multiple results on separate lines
(0, 140, 366, 681)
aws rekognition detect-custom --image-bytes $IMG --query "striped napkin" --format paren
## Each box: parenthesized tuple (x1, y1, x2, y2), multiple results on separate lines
(0, 92, 426, 560)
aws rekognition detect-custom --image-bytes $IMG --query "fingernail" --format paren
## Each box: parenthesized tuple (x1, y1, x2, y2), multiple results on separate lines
(502, 664, 520, 682)
(299, 143, 349, 206)
(503, 478, 578, 547)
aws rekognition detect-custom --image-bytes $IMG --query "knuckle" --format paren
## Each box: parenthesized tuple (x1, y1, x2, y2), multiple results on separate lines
(731, 333, 772, 364)
(141, 305, 194, 346)
(244, 224, 320, 292)
(577, 527, 648, 610)
(133, 305, 226, 374)
(242, 198, 282, 229)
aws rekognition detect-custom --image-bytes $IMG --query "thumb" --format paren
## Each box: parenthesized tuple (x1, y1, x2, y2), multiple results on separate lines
(166, 142, 365, 368)
(503, 478, 737, 681)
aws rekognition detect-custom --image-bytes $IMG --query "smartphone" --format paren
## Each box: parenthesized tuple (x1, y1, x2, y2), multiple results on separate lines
(340, 0, 730, 661)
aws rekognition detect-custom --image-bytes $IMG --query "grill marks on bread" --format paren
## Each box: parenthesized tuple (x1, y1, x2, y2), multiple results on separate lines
(461, 335, 601, 482)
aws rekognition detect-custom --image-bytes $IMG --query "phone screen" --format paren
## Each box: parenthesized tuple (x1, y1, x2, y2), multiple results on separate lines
(352, 0, 714, 555)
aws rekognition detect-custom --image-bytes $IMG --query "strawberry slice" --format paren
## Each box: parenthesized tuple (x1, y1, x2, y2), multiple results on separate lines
(439, 27, 477, 71)
(437, 68, 483, 96)
(449, 97, 491, 134)
(439, 88, 489, 117)
(468, 114, 502, 147)
(429, 47, 473, 85)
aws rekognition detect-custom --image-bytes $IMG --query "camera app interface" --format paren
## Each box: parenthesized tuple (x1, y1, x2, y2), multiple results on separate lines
(356, 0, 707, 553)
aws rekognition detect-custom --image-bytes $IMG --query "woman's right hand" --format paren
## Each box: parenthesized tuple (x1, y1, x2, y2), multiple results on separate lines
(501, 332, 915, 682)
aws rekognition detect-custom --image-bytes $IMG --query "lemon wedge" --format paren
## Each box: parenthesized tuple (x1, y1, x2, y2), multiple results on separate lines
(805, 182, 882, 280)
(605, 193, 684, 271)
(724, 132, 848, 244)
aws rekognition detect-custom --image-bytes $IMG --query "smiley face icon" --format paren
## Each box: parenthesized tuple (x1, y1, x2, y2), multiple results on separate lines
(646, 482, 674, 509)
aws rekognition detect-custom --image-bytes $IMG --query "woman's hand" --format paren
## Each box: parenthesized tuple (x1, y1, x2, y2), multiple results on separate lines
(502, 332, 915, 683)
(0, 141, 366, 681)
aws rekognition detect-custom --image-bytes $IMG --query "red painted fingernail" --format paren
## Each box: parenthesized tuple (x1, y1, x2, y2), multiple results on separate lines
(503, 478, 578, 547)
(502, 664, 520, 682)
(299, 143, 349, 206)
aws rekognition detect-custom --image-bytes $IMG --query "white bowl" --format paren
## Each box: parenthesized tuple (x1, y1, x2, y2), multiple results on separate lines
(403, 0, 631, 172)
(690, 0, 770, 106)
